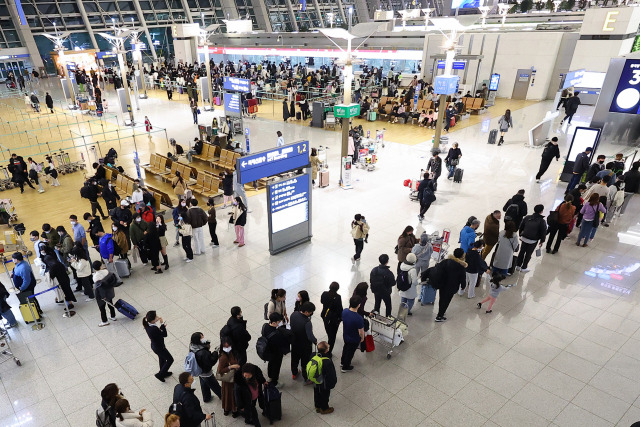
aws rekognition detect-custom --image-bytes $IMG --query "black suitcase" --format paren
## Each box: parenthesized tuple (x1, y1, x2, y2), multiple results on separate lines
(296, 112, 301, 120)
(488, 129, 498, 144)
(262, 383, 282, 424)
(453, 168, 464, 183)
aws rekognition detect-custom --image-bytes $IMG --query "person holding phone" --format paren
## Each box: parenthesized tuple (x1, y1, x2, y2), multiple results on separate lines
(143, 311, 174, 382)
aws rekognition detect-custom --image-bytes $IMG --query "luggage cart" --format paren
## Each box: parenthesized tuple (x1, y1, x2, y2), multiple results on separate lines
(0, 168, 13, 191)
(0, 199, 17, 226)
(406, 169, 424, 202)
(0, 330, 21, 372)
(431, 229, 450, 263)
(369, 310, 408, 359)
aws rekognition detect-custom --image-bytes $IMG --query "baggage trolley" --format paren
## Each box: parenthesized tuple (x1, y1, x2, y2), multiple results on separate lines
(406, 169, 424, 202)
(0, 199, 17, 226)
(431, 229, 450, 263)
(369, 309, 408, 359)
(0, 168, 13, 191)
(0, 330, 21, 373)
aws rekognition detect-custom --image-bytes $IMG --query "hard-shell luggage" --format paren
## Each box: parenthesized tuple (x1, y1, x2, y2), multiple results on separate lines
(488, 129, 498, 144)
(115, 258, 130, 278)
(114, 299, 139, 320)
(263, 383, 282, 424)
(453, 168, 464, 183)
(319, 170, 329, 188)
(19, 302, 41, 323)
(214, 96, 221, 105)
(249, 105, 258, 114)
(420, 283, 436, 305)
(367, 111, 376, 121)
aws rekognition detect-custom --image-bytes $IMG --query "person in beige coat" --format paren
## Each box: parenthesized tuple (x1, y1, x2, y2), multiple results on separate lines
(171, 171, 188, 199)
(310, 148, 320, 186)
(396, 225, 417, 274)
(351, 214, 370, 264)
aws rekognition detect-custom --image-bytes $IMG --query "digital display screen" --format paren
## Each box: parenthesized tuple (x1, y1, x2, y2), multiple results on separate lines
(567, 127, 600, 162)
(452, 0, 480, 8)
(269, 174, 309, 233)
(562, 69, 585, 90)
(489, 73, 500, 91)
(224, 92, 241, 116)
(579, 71, 606, 89)
(223, 77, 251, 93)
(609, 60, 640, 114)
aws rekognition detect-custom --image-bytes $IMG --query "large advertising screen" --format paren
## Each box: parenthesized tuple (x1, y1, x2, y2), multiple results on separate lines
(567, 127, 600, 162)
(609, 59, 640, 114)
(452, 0, 480, 8)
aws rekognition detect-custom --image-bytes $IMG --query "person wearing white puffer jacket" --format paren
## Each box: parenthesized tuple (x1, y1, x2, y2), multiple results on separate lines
(114, 399, 154, 427)
(398, 253, 419, 316)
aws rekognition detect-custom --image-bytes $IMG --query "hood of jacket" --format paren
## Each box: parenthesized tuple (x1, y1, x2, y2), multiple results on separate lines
(400, 262, 415, 272)
(447, 254, 468, 268)
(511, 194, 525, 203)
(460, 226, 476, 239)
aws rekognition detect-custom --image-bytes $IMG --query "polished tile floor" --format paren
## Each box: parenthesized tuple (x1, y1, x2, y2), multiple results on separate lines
(0, 81, 639, 427)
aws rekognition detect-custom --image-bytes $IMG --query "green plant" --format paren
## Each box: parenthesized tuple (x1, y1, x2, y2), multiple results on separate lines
(546, 0, 554, 10)
(565, 0, 576, 9)
(520, 0, 534, 12)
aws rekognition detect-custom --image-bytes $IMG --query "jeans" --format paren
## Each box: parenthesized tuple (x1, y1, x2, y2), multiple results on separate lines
(400, 297, 415, 314)
(192, 226, 205, 254)
(323, 319, 340, 356)
(447, 165, 456, 179)
(340, 341, 359, 369)
(97, 298, 116, 322)
(192, 111, 198, 124)
(492, 267, 508, 276)
(199, 374, 222, 402)
(567, 173, 582, 192)
(267, 353, 283, 385)
(353, 238, 364, 260)
(515, 241, 537, 269)
(208, 222, 219, 245)
(577, 219, 595, 245)
(373, 292, 392, 317)
(1, 307, 17, 326)
(182, 235, 193, 259)
(563, 113, 575, 124)
(152, 345, 174, 376)
(546, 223, 568, 252)
(314, 386, 331, 411)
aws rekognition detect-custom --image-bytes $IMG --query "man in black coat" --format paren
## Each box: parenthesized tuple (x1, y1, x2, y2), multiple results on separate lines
(561, 92, 581, 125)
(172, 373, 212, 427)
(586, 155, 606, 183)
(222, 306, 251, 366)
(567, 146, 592, 192)
(262, 312, 291, 386)
(369, 254, 395, 316)
(516, 204, 547, 272)
(290, 302, 317, 384)
(535, 137, 561, 182)
(101, 181, 121, 211)
(434, 248, 467, 322)
(503, 190, 528, 228)
(8, 154, 35, 193)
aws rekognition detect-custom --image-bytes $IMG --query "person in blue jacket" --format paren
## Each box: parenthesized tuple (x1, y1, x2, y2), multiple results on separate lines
(97, 229, 123, 285)
(459, 219, 480, 253)
(12, 252, 42, 315)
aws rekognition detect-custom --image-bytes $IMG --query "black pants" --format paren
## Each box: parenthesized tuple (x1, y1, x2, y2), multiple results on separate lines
(237, 349, 247, 367)
(340, 341, 359, 369)
(437, 291, 455, 318)
(291, 343, 312, 380)
(563, 113, 575, 124)
(244, 400, 261, 427)
(373, 292, 392, 317)
(135, 246, 149, 264)
(546, 223, 568, 252)
(152, 345, 174, 376)
(267, 353, 283, 385)
(314, 386, 331, 411)
(91, 200, 106, 217)
(323, 319, 340, 355)
(208, 222, 219, 245)
(419, 201, 433, 218)
(97, 298, 116, 322)
(148, 248, 160, 268)
(182, 235, 193, 260)
(199, 375, 222, 402)
(353, 238, 364, 260)
(556, 98, 566, 110)
(78, 276, 94, 298)
(516, 241, 537, 269)
(536, 158, 553, 180)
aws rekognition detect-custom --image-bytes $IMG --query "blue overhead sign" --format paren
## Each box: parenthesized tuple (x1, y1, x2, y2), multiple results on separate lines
(434, 75, 459, 95)
(237, 140, 310, 184)
(224, 92, 242, 116)
(96, 51, 118, 60)
(224, 77, 251, 93)
(437, 61, 466, 70)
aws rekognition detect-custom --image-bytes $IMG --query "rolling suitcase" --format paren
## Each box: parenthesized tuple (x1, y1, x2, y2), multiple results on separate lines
(420, 283, 436, 305)
(115, 258, 130, 278)
(453, 168, 464, 183)
(263, 383, 282, 423)
(114, 299, 139, 320)
(488, 129, 498, 144)
(19, 302, 41, 323)
(319, 170, 329, 188)
(367, 110, 376, 121)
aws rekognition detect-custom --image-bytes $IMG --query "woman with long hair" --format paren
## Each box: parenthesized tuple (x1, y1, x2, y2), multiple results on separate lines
(218, 337, 241, 417)
(397, 225, 417, 274)
(350, 214, 370, 264)
(293, 290, 310, 312)
(114, 398, 153, 426)
(267, 288, 288, 323)
(171, 171, 187, 200)
(232, 196, 247, 247)
(491, 221, 519, 275)
(320, 282, 342, 355)
(156, 215, 169, 270)
(142, 311, 174, 382)
(577, 193, 607, 247)
(497, 109, 513, 146)
(100, 383, 123, 427)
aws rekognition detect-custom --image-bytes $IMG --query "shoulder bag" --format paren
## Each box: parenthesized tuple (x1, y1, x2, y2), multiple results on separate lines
(215, 368, 235, 383)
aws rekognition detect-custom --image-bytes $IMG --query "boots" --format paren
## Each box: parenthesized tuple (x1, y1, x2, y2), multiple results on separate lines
(498, 136, 504, 146)
(162, 254, 169, 270)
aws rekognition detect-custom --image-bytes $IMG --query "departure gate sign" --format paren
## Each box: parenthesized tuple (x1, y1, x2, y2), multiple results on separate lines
(236, 141, 310, 184)
(609, 59, 640, 114)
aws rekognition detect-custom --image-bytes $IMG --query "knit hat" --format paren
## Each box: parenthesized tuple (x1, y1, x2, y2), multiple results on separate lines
(406, 253, 417, 264)
(420, 233, 429, 246)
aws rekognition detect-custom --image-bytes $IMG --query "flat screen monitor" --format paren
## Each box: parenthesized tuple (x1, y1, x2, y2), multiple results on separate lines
(579, 71, 606, 90)
(567, 127, 600, 162)
(452, 0, 480, 8)
(489, 73, 500, 91)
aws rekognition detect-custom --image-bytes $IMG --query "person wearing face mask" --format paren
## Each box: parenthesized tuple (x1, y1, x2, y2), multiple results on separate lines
(12, 252, 43, 316)
(69, 214, 91, 263)
(221, 306, 251, 366)
(130, 213, 149, 266)
(185, 198, 208, 256)
(96, 229, 124, 285)
(102, 180, 121, 212)
(293, 290, 310, 312)
(41, 223, 59, 250)
(144, 219, 163, 274)
(234, 363, 267, 426)
(111, 200, 133, 245)
(586, 155, 606, 183)
(177, 208, 193, 263)
(83, 212, 104, 247)
(290, 301, 317, 384)
(155, 215, 169, 270)
(206, 197, 219, 247)
(41, 245, 77, 309)
(143, 310, 174, 382)
(189, 332, 222, 403)
(55, 225, 74, 267)
(217, 337, 241, 417)
(261, 312, 291, 387)
(396, 226, 417, 275)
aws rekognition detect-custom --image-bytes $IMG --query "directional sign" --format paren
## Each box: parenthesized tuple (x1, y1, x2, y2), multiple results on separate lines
(437, 60, 466, 70)
(224, 76, 251, 93)
(434, 75, 459, 95)
(224, 92, 241, 116)
(237, 140, 310, 184)
(334, 103, 360, 118)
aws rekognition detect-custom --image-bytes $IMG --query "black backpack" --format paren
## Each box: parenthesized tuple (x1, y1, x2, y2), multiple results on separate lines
(396, 269, 411, 292)
(505, 203, 519, 221)
(369, 267, 384, 294)
(80, 184, 92, 199)
(168, 401, 184, 419)
(256, 328, 277, 362)
(194, 348, 218, 373)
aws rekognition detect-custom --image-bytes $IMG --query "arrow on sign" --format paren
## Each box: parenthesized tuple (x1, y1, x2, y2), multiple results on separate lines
(241, 161, 247, 167)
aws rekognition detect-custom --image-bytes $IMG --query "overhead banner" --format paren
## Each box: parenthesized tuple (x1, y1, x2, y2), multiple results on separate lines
(236, 140, 309, 184)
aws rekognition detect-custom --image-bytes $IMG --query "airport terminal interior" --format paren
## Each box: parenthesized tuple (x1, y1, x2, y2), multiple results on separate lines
(1, 0, 640, 426)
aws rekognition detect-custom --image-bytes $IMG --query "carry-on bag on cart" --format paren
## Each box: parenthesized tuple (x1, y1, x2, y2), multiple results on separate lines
(367, 111, 376, 121)
(114, 299, 138, 320)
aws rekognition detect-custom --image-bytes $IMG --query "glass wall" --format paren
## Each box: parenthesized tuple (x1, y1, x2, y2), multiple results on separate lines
(0, 0, 22, 48)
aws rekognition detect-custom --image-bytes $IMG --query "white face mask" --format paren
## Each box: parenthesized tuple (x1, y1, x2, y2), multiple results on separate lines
(201, 338, 207, 344)
(181, 202, 186, 207)
(223, 346, 232, 353)
(135, 218, 142, 223)
(112, 226, 118, 232)
(70, 221, 77, 226)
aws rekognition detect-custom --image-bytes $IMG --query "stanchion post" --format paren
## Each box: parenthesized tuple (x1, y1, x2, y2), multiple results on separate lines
(26, 295, 44, 330)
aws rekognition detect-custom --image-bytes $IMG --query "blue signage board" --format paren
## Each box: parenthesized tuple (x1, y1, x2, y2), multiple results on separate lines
(489, 73, 500, 91)
(268, 174, 310, 233)
(413, 83, 421, 108)
(96, 51, 118, 60)
(609, 60, 640, 114)
(245, 127, 251, 154)
(237, 140, 310, 184)
(434, 75, 459, 95)
(299, 0, 307, 11)
(223, 77, 251, 93)
(224, 92, 242, 116)
(562, 69, 585, 90)
(437, 61, 466, 70)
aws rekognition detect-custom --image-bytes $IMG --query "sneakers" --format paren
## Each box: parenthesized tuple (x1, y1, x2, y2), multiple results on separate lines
(536, 179, 541, 183)
(477, 302, 482, 309)
(515, 266, 521, 271)
(520, 268, 531, 273)
(340, 366, 354, 373)
(435, 317, 446, 322)
(185, 259, 192, 263)
(85, 298, 95, 302)
(98, 321, 110, 327)
(486, 310, 493, 314)
(38, 189, 45, 193)
(109, 317, 117, 321)
(154, 373, 165, 382)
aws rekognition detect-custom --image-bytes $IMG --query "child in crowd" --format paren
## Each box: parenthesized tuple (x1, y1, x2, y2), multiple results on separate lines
(477, 273, 507, 314)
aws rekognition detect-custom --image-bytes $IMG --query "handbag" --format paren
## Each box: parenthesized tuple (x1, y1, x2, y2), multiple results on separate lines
(215, 368, 235, 383)
(547, 210, 559, 226)
(365, 334, 375, 352)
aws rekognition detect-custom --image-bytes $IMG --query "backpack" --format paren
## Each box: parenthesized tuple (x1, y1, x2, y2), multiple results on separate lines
(306, 354, 328, 384)
(80, 184, 92, 199)
(96, 406, 114, 427)
(428, 263, 444, 290)
(184, 351, 202, 377)
(422, 187, 436, 204)
(505, 203, 519, 221)
(106, 237, 121, 256)
(256, 328, 277, 361)
(263, 299, 274, 321)
(369, 267, 384, 294)
(141, 207, 154, 223)
(396, 269, 411, 292)
(98, 273, 117, 290)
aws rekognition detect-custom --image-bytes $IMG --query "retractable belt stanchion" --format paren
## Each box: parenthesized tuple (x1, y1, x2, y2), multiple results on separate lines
(1, 256, 16, 293)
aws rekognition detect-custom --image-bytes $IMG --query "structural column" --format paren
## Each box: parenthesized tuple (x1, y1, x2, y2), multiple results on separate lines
(354, 0, 371, 22)
(335, 0, 347, 24)
(252, 0, 273, 32)
(6, 0, 45, 69)
(220, 0, 239, 20)
(75, 0, 99, 49)
(285, 0, 299, 31)
(179, 0, 194, 23)
(132, 0, 158, 59)
(311, 0, 325, 28)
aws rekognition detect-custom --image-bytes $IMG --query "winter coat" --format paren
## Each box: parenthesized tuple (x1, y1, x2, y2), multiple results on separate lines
(115, 410, 153, 427)
(573, 152, 590, 175)
(282, 101, 290, 121)
(564, 95, 581, 115)
(70, 258, 92, 278)
(369, 264, 395, 295)
(438, 255, 468, 295)
(233, 204, 247, 227)
(459, 226, 477, 253)
(186, 207, 208, 228)
(45, 94, 54, 108)
(172, 384, 206, 427)
(398, 262, 419, 300)
(493, 230, 519, 270)
(234, 367, 266, 412)
(411, 242, 432, 276)
(310, 155, 319, 180)
(130, 221, 148, 247)
(518, 213, 547, 243)
(397, 234, 417, 263)
(225, 316, 251, 352)
(541, 142, 561, 161)
(465, 249, 487, 274)
(503, 194, 528, 226)
(222, 174, 233, 196)
(351, 220, 369, 240)
(483, 213, 500, 246)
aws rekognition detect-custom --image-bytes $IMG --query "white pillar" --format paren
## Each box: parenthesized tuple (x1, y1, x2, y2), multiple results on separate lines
(75, 0, 99, 49)
(132, 0, 158, 60)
